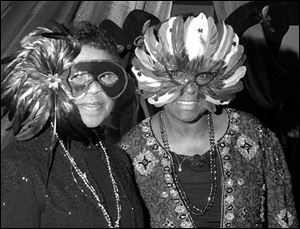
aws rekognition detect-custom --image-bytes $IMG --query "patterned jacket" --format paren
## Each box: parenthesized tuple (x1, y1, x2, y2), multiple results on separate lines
(120, 108, 298, 228)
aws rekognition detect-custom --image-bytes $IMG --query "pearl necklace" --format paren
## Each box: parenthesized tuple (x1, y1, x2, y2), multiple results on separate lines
(176, 155, 187, 172)
(51, 124, 121, 228)
(159, 111, 217, 215)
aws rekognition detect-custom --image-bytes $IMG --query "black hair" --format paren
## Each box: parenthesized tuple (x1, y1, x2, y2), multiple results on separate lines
(68, 21, 120, 62)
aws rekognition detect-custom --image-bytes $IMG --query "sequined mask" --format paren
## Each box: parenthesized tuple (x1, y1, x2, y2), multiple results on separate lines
(66, 60, 128, 99)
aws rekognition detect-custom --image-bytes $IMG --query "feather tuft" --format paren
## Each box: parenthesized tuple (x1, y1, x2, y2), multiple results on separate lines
(131, 12, 246, 107)
(1, 26, 81, 140)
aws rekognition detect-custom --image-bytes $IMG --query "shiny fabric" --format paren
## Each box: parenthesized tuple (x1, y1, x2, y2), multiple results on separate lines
(119, 107, 298, 228)
(1, 128, 146, 228)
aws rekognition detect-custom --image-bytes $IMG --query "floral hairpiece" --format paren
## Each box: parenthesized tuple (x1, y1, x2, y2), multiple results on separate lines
(131, 12, 246, 112)
(46, 73, 62, 89)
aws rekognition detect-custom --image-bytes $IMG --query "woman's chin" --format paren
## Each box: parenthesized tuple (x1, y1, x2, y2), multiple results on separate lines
(81, 116, 104, 128)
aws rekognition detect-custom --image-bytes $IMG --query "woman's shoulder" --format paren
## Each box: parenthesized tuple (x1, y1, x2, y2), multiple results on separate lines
(226, 107, 261, 124)
(121, 116, 151, 142)
(118, 116, 153, 158)
(226, 107, 265, 132)
(225, 107, 280, 145)
(107, 143, 132, 164)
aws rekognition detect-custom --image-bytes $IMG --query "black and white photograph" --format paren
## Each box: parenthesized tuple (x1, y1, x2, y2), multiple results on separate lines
(1, 1, 299, 228)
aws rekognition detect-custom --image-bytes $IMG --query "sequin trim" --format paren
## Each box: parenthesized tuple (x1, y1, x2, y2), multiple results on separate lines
(275, 208, 294, 228)
(133, 149, 159, 176)
(236, 134, 259, 161)
(219, 108, 238, 227)
(162, 218, 175, 228)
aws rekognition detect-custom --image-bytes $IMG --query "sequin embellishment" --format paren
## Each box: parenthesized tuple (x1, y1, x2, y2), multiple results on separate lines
(275, 208, 294, 228)
(237, 134, 258, 161)
(133, 149, 158, 176)
(162, 218, 175, 228)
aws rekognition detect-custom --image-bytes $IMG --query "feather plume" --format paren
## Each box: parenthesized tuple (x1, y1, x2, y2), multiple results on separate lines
(222, 66, 246, 88)
(224, 45, 245, 74)
(158, 17, 176, 56)
(148, 88, 181, 107)
(203, 17, 218, 58)
(212, 22, 234, 61)
(185, 13, 208, 60)
(144, 27, 160, 63)
(1, 26, 81, 142)
(171, 16, 185, 57)
(135, 47, 156, 70)
(132, 12, 246, 108)
(223, 33, 239, 65)
(15, 102, 51, 140)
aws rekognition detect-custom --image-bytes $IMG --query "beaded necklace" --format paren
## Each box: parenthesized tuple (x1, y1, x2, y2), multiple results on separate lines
(51, 124, 121, 228)
(159, 111, 217, 215)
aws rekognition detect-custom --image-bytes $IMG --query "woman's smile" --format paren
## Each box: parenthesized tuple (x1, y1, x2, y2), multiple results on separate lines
(77, 101, 104, 111)
(176, 100, 200, 110)
(177, 100, 198, 105)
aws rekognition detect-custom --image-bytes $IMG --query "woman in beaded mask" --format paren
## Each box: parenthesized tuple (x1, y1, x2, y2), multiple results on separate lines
(1, 21, 147, 228)
(119, 12, 298, 228)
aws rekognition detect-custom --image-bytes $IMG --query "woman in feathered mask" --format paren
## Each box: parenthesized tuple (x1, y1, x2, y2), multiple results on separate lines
(1, 21, 147, 228)
(120, 12, 298, 228)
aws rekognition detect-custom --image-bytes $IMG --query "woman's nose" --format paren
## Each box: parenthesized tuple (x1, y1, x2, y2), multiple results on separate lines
(182, 81, 198, 96)
(87, 81, 103, 94)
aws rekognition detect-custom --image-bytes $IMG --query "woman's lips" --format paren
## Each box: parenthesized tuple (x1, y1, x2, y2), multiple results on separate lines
(176, 100, 200, 109)
(77, 102, 103, 111)
(177, 100, 198, 105)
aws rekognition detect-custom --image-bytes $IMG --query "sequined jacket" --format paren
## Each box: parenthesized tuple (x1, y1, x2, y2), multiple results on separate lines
(1, 128, 147, 228)
(119, 108, 298, 228)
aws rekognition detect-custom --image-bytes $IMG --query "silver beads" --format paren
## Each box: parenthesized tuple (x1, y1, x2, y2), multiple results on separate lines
(51, 123, 121, 228)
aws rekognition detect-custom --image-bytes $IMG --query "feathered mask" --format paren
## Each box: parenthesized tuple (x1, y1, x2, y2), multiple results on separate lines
(131, 12, 247, 112)
(1, 26, 81, 141)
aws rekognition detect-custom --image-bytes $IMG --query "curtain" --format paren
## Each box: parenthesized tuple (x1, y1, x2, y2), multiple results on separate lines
(1, 1, 81, 59)
(1, 1, 172, 59)
(213, 1, 277, 111)
(212, 1, 298, 133)
(74, 1, 172, 26)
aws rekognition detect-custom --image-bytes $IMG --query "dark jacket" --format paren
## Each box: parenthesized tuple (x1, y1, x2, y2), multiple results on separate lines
(1, 128, 148, 228)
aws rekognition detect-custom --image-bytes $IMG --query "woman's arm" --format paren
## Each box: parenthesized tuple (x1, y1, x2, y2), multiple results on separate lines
(1, 159, 41, 228)
(260, 128, 299, 227)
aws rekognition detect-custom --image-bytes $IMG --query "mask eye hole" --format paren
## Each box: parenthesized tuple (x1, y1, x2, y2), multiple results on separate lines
(98, 72, 119, 86)
(68, 71, 92, 85)
(195, 72, 216, 85)
(168, 70, 186, 85)
(197, 72, 209, 78)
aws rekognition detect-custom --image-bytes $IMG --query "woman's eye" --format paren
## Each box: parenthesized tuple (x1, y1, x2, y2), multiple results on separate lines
(68, 72, 91, 85)
(98, 72, 118, 86)
(195, 72, 216, 85)
(197, 73, 209, 78)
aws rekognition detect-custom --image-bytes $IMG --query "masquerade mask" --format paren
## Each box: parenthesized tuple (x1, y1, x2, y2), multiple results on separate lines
(131, 12, 246, 112)
(68, 60, 128, 99)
